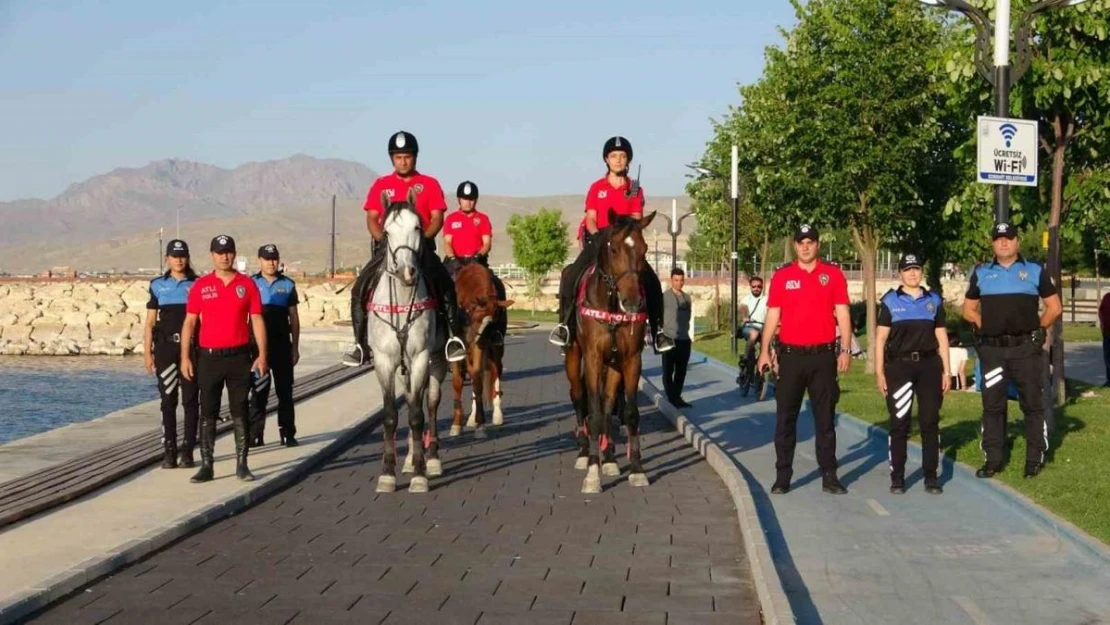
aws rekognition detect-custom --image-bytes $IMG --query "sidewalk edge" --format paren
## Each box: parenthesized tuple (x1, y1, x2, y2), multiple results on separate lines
(0, 409, 384, 624)
(638, 376, 797, 625)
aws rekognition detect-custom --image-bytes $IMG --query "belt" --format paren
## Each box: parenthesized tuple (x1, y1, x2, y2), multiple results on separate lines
(889, 349, 937, 362)
(978, 333, 1034, 347)
(778, 341, 837, 355)
(199, 345, 250, 357)
(156, 332, 181, 344)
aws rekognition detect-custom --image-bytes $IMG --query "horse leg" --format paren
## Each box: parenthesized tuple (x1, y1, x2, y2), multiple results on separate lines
(375, 365, 398, 493)
(425, 356, 446, 478)
(582, 353, 605, 494)
(450, 360, 464, 436)
(491, 345, 505, 426)
(405, 356, 430, 494)
(468, 348, 488, 439)
(601, 368, 622, 478)
(566, 342, 589, 470)
(624, 359, 649, 488)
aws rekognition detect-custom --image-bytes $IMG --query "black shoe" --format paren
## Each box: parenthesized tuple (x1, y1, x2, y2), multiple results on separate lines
(924, 479, 943, 494)
(161, 446, 178, 469)
(674, 398, 692, 408)
(190, 464, 214, 483)
(236, 457, 255, 482)
(177, 448, 195, 469)
(771, 477, 791, 495)
(342, 344, 369, 367)
(251, 434, 264, 449)
(822, 474, 847, 495)
(889, 480, 905, 495)
(655, 331, 675, 353)
(1023, 462, 1044, 479)
(975, 463, 1000, 479)
(284, 435, 299, 448)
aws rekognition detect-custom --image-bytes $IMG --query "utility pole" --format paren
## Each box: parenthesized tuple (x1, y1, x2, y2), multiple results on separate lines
(329, 194, 337, 278)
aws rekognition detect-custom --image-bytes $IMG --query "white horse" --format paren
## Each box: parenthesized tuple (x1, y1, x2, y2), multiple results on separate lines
(367, 188, 447, 494)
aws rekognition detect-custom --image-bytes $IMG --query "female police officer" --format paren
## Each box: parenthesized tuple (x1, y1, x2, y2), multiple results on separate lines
(875, 253, 951, 495)
(143, 239, 200, 469)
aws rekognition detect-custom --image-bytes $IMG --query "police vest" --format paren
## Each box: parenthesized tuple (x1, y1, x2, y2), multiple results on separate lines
(252, 273, 298, 343)
(148, 274, 195, 337)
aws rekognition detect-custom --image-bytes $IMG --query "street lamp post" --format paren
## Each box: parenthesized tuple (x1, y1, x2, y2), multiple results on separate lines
(918, 0, 1089, 224)
(659, 198, 695, 272)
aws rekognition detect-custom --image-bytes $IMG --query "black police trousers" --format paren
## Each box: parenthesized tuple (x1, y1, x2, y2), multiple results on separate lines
(774, 348, 839, 477)
(558, 230, 664, 331)
(883, 353, 943, 481)
(249, 341, 295, 441)
(978, 340, 1048, 467)
(661, 339, 692, 401)
(349, 239, 458, 347)
(197, 347, 253, 463)
(153, 338, 199, 454)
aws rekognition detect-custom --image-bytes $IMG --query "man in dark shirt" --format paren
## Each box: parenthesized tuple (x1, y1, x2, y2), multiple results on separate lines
(962, 223, 1062, 479)
(250, 244, 301, 448)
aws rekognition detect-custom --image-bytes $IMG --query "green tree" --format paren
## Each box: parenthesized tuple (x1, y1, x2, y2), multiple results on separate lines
(506, 209, 569, 313)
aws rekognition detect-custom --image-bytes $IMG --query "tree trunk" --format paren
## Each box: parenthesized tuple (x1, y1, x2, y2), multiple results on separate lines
(1045, 117, 1070, 418)
(783, 236, 792, 266)
(851, 224, 879, 375)
(713, 256, 721, 332)
(927, 257, 943, 297)
(760, 231, 771, 281)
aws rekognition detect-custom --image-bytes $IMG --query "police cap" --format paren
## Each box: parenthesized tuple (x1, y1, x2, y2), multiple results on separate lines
(210, 235, 236, 253)
(258, 244, 280, 260)
(898, 253, 923, 271)
(992, 222, 1018, 240)
(166, 239, 189, 258)
(793, 224, 819, 243)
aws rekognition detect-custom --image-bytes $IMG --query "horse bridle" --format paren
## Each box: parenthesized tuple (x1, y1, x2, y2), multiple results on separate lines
(375, 203, 432, 379)
(597, 231, 643, 315)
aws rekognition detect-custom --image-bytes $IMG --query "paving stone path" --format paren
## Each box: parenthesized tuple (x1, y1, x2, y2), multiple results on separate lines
(26, 333, 759, 625)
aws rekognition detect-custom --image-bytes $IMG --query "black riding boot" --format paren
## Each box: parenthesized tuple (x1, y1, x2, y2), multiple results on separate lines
(178, 445, 195, 469)
(342, 259, 376, 367)
(162, 440, 178, 469)
(234, 417, 255, 482)
(442, 288, 466, 362)
(190, 416, 215, 483)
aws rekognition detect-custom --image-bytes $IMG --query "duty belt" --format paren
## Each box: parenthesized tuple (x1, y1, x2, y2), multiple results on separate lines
(889, 349, 937, 362)
(156, 332, 182, 343)
(978, 333, 1035, 348)
(199, 345, 250, 357)
(778, 341, 837, 355)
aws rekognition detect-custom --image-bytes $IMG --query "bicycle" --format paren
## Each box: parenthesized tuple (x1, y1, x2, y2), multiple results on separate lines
(736, 329, 777, 401)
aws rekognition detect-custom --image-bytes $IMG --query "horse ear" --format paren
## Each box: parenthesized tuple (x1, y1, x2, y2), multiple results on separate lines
(640, 211, 657, 228)
(379, 191, 391, 212)
(497, 299, 515, 309)
(406, 187, 418, 206)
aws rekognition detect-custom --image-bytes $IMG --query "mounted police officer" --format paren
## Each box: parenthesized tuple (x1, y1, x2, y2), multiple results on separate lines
(443, 180, 508, 344)
(249, 244, 301, 448)
(143, 239, 200, 469)
(549, 136, 673, 354)
(341, 130, 466, 366)
(962, 223, 1062, 479)
(875, 253, 950, 495)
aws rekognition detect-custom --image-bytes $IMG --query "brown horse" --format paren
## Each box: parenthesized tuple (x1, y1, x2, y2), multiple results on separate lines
(450, 262, 513, 438)
(564, 210, 655, 494)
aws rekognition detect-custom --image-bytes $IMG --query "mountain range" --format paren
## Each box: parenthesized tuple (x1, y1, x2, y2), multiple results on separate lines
(0, 155, 693, 274)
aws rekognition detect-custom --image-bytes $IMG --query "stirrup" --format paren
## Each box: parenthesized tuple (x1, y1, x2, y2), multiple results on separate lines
(549, 324, 570, 347)
(445, 336, 466, 362)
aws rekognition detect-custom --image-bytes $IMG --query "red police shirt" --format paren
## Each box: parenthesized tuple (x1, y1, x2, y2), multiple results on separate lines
(363, 171, 447, 230)
(185, 272, 262, 348)
(766, 260, 849, 345)
(584, 176, 644, 230)
(444, 210, 492, 257)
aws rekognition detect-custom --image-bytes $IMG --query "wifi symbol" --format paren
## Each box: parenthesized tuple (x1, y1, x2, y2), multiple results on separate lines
(999, 123, 1018, 148)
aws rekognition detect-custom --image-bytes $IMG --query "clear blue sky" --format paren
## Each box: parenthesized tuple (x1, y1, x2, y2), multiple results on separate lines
(0, 0, 797, 201)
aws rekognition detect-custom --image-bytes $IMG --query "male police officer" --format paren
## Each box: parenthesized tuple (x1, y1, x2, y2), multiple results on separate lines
(249, 244, 301, 448)
(181, 235, 269, 483)
(757, 225, 852, 495)
(549, 136, 673, 353)
(962, 223, 1061, 479)
(875, 253, 951, 494)
(443, 180, 508, 344)
(341, 130, 465, 366)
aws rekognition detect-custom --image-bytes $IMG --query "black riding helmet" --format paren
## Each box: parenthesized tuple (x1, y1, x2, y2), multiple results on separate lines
(603, 136, 633, 161)
(388, 131, 419, 156)
(457, 180, 479, 201)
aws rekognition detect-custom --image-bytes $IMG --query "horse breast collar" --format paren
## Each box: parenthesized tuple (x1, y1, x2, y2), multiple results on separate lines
(367, 299, 437, 314)
(576, 265, 647, 325)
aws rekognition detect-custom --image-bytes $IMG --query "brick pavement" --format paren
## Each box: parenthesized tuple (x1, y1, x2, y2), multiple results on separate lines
(24, 333, 759, 625)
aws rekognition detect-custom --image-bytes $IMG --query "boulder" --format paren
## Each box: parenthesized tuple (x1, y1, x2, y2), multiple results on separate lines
(30, 313, 62, 326)
(87, 310, 115, 325)
(3, 326, 32, 342)
(61, 311, 89, 326)
(5, 299, 39, 319)
(0, 313, 17, 327)
(30, 324, 63, 343)
(91, 322, 133, 343)
(2, 343, 28, 356)
(60, 323, 91, 342)
(46, 300, 79, 314)
(94, 292, 127, 315)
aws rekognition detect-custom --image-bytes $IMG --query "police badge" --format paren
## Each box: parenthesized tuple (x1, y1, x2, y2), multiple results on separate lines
(236, 285, 246, 298)
(1018, 271, 1028, 281)
(819, 273, 829, 286)
(413, 183, 424, 194)
(926, 301, 936, 313)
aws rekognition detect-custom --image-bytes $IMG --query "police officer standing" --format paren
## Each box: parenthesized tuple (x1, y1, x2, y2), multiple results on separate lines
(249, 244, 301, 448)
(875, 253, 950, 495)
(181, 235, 269, 483)
(341, 130, 465, 366)
(143, 239, 200, 469)
(756, 225, 852, 495)
(962, 223, 1062, 479)
(443, 180, 508, 344)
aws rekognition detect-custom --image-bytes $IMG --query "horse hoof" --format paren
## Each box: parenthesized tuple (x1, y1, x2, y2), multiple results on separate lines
(466, 415, 477, 428)
(492, 412, 504, 426)
(474, 427, 488, 440)
(376, 475, 396, 493)
(449, 425, 462, 437)
(628, 473, 650, 488)
(581, 466, 601, 494)
(602, 462, 620, 477)
(574, 456, 589, 470)
(402, 459, 414, 474)
(426, 458, 443, 477)
(409, 476, 429, 493)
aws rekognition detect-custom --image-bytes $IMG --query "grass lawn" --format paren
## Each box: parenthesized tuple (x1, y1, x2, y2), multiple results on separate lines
(692, 331, 1110, 545)
(1063, 322, 1104, 344)
(507, 308, 559, 324)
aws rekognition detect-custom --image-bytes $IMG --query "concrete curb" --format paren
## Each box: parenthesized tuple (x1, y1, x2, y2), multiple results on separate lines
(694, 350, 1110, 567)
(638, 376, 797, 625)
(0, 409, 385, 624)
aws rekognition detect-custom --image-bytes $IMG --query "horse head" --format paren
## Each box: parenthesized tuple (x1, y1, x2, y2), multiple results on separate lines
(381, 188, 423, 287)
(597, 208, 656, 314)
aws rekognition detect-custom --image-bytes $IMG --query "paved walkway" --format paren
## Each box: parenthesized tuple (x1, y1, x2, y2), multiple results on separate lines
(24, 333, 759, 625)
(642, 351, 1110, 625)
(1065, 342, 1107, 387)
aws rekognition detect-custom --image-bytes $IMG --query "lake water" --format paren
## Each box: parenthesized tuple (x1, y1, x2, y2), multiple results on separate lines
(0, 356, 157, 444)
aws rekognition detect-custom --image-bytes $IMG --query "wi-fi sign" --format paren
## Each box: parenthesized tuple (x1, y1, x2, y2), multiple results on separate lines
(999, 123, 1018, 148)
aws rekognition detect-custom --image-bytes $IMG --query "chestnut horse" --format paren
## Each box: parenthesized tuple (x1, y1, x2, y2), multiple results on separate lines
(564, 210, 655, 494)
(449, 262, 513, 438)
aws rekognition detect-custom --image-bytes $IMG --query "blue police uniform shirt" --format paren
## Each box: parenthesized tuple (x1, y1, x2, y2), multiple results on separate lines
(964, 256, 1056, 337)
(252, 273, 299, 343)
(877, 287, 945, 354)
(146, 273, 196, 336)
